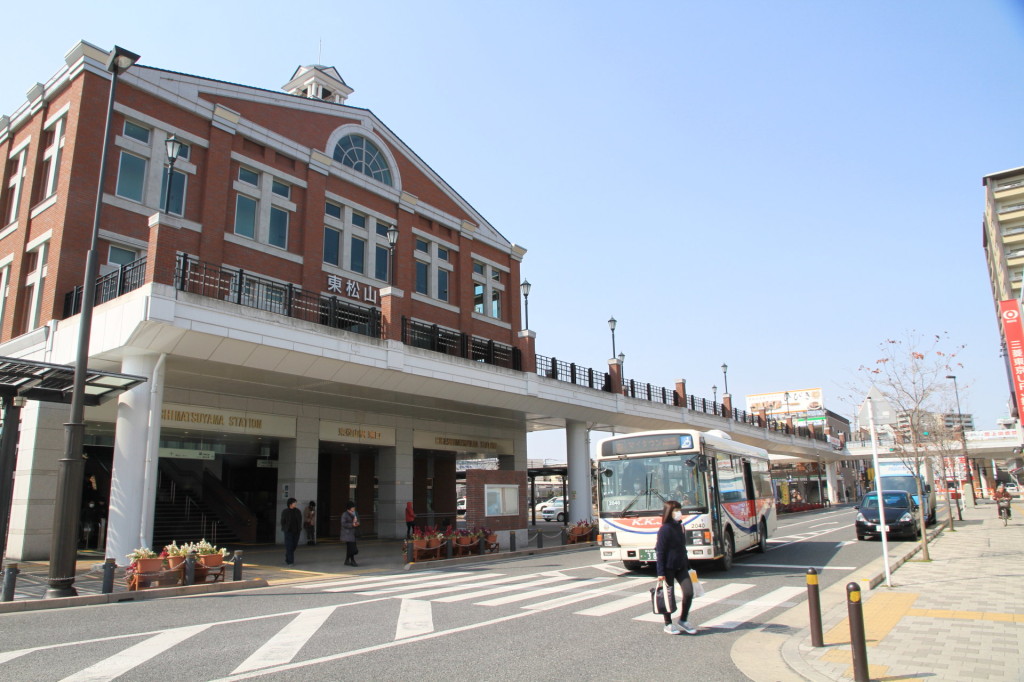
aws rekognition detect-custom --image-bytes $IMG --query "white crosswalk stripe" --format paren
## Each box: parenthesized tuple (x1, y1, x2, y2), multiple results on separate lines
(60, 624, 211, 682)
(232, 606, 336, 674)
(632, 582, 756, 623)
(698, 586, 804, 629)
(355, 572, 500, 595)
(432, 575, 570, 602)
(475, 577, 611, 606)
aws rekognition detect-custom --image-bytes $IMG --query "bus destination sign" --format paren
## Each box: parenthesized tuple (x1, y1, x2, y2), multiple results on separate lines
(602, 433, 695, 457)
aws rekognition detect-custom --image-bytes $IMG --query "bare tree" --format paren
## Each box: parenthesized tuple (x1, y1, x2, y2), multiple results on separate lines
(857, 331, 964, 561)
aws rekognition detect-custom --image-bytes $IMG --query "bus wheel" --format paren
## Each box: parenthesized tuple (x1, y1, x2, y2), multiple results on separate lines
(756, 519, 768, 553)
(718, 529, 735, 571)
(623, 560, 642, 571)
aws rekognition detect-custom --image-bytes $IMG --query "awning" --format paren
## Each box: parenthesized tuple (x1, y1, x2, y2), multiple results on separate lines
(0, 356, 146, 405)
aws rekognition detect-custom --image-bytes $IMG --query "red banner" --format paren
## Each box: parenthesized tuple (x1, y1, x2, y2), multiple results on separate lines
(1000, 299, 1024, 414)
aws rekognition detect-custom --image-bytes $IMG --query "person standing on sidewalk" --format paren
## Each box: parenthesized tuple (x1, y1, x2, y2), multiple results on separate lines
(304, 501, 317, 545)
(655, 499, 698, 635)
(281, 498, 302, 566)
(405, 501, 416, 539)
(341, 501, 360, 566)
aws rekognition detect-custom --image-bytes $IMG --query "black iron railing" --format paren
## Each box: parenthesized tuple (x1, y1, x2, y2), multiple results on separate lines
(175, 255, 382, 338)
(63, 257, 148, 317)
(536, 355, 611, 391)
(622, 378, 679, 405)
(401, 317, 521, 370)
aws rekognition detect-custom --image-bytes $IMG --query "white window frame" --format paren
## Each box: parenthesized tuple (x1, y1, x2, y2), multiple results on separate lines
(23, 240, 48, 331)
(113, 125, 197, 211)
(471, 258, 507, 320)
(232, 164, 295, 251)
(411, 231, 456, 303)
(40, 114, 66, 200)
(4, 145, 28, 226)
(484, 484, 520, 517)
(321, 193, 396, 284)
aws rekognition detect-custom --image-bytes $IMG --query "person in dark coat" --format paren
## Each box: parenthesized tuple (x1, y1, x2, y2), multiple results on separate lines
(341, 501, 360, 566)
(303, 501, 317, 545)
(280, 498, 302, 565)
(655, 499, 698, 635)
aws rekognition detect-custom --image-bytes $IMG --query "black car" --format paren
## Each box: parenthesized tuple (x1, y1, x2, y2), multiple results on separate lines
(854, 490, 920, 540)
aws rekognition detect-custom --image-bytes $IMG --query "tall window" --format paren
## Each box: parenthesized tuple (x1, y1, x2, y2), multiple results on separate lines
(415, 261, 429, 295)
(351, 236, 366, 274)
(232, 165, 294, 250)
(323, 227, 341, 266)
(20, 242, 47, 333)
(472, 259, 506, 320)
(159, 168, 187, 216)
(234, 194, 257, 239)
(3, 148, 27, 225)
(332, 134, 393, 185)
(39, 116, 66, 200)
(412, 235, 455, 303)
(114, 122, 194, 213)
(323, 200, 395, 282)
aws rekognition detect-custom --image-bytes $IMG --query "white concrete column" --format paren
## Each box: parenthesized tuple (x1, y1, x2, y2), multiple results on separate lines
(5, 400, 67, 560)
(566, 420, 591, 523)
(107, 353, 163, 565)
(276, 416, 319, 544)
(377, 426, 413, 539)
(826, 462, 839, 504)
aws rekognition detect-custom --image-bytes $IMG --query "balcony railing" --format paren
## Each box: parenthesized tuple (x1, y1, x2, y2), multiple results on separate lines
(536, 355, 610, 391)
(63, 257, 148, 317)
(622, 377, 679, 405)
(402, 317, 521, 370)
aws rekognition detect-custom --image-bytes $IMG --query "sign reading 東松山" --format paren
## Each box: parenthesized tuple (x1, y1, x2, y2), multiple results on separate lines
(1000, 299, 1024, 415)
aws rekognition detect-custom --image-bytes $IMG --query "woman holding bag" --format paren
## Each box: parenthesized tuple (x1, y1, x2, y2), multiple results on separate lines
(341, 501, 360, 566)
(655, 499, 698, 635)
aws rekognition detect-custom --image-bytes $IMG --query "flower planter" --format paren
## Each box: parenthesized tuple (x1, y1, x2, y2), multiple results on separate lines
(135, 557, 165, 573)
(199, 553, 224, 568)
(166, 555, 186, 570)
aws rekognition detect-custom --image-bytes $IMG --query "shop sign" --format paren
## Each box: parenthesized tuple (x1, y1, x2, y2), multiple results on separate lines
(159, 448, 216, 460)
(1000, 299, 1024, 417)
(414, 430, 514, 455)
(746, 388, 824, 416)
(319, 421, 396, 446)
(161, 403, 296, 438)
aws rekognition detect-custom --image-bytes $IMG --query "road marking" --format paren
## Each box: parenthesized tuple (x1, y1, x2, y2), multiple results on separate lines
(524, 578, 650, 611)
(632, 582, 756, 622)
(590, 563, 629, 575)
(394, 599, 434, 640)
(738, 563, 855, 571)
(809, 522, 838, 528)
(398, 573, 542, 600)
(475, 577, 610, 606)
(356, 573, 501, 595)
(300, 571, 443, 590)
(699, 586, 804, 629)
(321, 572, 450, 592)
(60, 624, 211, 682)
(432, 575, 569, 603)
(232, 606, 335, 674)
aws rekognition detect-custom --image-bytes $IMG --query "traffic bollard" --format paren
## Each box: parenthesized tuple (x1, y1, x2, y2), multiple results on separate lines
(847, 582, 869, 682)
(510, 530, 517, 552)
(561, 528, 567, 545)
(537, 530, 543, 549)
(478, 537, 485, 555)
(232, 551, 244, 581)
(1, 562, 18, 602)
(184, 551, 197, 586)
(806, 568, 823, 647)
(101, 558, 117, 594)
(406, 540, 414, 563)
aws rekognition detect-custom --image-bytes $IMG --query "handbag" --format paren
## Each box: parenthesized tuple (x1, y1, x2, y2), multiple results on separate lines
(650, 581, 677, 615)
(689, 568, 706, 598)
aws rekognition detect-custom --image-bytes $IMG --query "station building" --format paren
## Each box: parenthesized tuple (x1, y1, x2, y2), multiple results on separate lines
(0, 41, 549, 563)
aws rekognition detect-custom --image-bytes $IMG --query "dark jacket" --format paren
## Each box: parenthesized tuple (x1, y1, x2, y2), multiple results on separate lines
(340, 510, 358, 543)
(655, 516, 690, 577)
(280, 506, 302, 534)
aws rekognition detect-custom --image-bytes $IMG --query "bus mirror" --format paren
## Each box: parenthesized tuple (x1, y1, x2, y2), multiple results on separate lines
(601, 469, 613, 478)
(697, 457, 709, 473)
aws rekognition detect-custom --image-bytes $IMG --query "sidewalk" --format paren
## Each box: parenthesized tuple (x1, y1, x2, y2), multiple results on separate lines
(0, 530, 588, 613)
(734, 502, 1024, 681)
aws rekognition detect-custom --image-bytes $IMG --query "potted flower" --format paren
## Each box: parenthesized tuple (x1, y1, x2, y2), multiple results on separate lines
(162, 541, 189, 570)
(126, 547, 163, 575)
(192, 538, 229, 567)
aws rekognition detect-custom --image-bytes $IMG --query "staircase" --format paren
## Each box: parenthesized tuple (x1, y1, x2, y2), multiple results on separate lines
(151, 461, 256, 550)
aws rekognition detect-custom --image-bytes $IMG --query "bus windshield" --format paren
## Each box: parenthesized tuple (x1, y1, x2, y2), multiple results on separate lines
(598, 453, 706, 516)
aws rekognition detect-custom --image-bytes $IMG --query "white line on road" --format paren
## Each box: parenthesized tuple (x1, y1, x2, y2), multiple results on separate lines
(432, 575, 569, 603)
(738, 563, 855, 571)
(356, 573, 501, 595)
(232, 606, 336, 674)
(475, 577, 610, 606)
(809, 522, 839, 528)
(575, 590, 650, 617)
(523, 577, 650, 611)
(394, 599, 434, 640)
(397, 573, 541, 600)
(698, 586, 804, 630)
(60, 624, 211, 682)
(632, 582, 756, 622)
(303, 571, 443, 591)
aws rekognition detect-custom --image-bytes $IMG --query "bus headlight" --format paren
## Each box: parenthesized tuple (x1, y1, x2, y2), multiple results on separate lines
(601, 532, 618, 547)
(687, 530, 710, 545)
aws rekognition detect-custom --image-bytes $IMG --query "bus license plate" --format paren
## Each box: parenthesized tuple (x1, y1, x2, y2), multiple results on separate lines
(638, 549, 656, 562)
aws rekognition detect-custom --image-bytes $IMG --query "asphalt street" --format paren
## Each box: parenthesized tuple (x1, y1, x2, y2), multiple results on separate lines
(0, 506, 933, 680)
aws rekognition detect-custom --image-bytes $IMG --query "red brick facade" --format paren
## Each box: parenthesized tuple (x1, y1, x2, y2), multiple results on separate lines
(463, 469, 528, 532)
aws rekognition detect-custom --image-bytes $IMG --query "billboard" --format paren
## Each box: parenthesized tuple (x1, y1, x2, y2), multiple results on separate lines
(1000, 299, 1024, 417)
(746, 388, 824, 416)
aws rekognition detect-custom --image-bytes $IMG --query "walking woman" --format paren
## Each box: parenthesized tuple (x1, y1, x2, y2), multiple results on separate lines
(405, 501, 416, 539)
(655, 499, 698, 635)
(303, 501, 317, 545)
(341, 501, 360, 566)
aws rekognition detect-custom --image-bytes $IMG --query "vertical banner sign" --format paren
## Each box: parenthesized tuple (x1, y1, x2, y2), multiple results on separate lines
(1000, 299, 1024, 415)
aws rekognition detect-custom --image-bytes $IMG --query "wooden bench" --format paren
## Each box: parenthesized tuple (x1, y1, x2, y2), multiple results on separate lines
(126, 563, 226, 590)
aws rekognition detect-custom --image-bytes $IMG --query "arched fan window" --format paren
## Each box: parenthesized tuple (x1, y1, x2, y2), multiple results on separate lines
(333, 134, 393, 185)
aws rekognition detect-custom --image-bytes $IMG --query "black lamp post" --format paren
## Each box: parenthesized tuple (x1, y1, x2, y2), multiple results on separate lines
(712, 385, 718, 403)
(721, 363, 729, 395)
(946, 374, 976, 506)
(386, 225, 399, 285)
(608, 316, 617, 358)
(162, 134, 183, 214)
(0, 395, 25, 564)
(521, 280, 531, 330)
(46, 45, 140, 599)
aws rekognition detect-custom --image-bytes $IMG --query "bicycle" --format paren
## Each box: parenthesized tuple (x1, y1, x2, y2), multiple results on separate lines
(998, 500, 1011, 526)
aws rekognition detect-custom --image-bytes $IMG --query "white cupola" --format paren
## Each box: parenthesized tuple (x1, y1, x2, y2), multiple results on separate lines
(282, 65, 353, 104)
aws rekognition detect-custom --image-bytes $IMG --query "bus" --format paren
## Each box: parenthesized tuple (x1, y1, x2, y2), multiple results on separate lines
(595, 429, 777, 571)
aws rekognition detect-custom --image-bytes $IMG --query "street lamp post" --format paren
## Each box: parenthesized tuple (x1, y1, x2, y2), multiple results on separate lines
(521, 280, 531, 330)
(712, 385, 718, 403)
(162, 134, 183, 214)
(608, 317, 617, 358)
(46, 46, 140, 599)
(946, 374, 976, 506)
(386, 225, 399, 285)
(721, 363, 729, 395)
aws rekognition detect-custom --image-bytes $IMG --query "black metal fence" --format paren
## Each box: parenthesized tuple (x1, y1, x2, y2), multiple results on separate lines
(536, 355, 610, 391)
(622, 378, 679, 405)
(63, 257, 148, 317)
(402, 317, 521, 369)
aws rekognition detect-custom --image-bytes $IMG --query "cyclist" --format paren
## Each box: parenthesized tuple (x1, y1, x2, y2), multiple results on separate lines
(994, 484, 1013, 520)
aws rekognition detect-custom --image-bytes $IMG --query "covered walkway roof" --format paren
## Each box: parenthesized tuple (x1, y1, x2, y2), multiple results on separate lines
(0, 356, 146, 404)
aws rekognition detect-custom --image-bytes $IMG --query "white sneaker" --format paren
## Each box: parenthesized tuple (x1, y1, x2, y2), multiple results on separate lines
(663, 623, 683, 635)
(678, 620, 698, 635)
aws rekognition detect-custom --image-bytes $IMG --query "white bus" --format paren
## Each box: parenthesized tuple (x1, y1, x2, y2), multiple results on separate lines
(595, 429, 777, 571)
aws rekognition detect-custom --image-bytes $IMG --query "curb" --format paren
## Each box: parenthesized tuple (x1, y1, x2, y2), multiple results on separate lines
(732, 522, 948, 681)
(0, 578, 268, 615)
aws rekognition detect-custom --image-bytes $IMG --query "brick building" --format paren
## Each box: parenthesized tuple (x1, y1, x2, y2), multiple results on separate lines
(0, 41, 542, 563)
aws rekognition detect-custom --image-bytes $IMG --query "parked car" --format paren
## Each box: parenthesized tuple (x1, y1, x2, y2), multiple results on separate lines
(535, 496, 564, 516)
(542, 501, 567, 522)
(854, 490, 920, 541)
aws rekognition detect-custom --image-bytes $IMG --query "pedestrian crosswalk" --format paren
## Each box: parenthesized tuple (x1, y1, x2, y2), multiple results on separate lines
(0, 564, 810, 680)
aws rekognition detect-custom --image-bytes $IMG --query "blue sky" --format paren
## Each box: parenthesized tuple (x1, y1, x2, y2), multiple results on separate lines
(3, 2, 1023, 460)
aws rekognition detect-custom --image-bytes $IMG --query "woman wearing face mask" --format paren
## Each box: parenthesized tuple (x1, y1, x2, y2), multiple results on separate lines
(655, 499, 698, 635)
